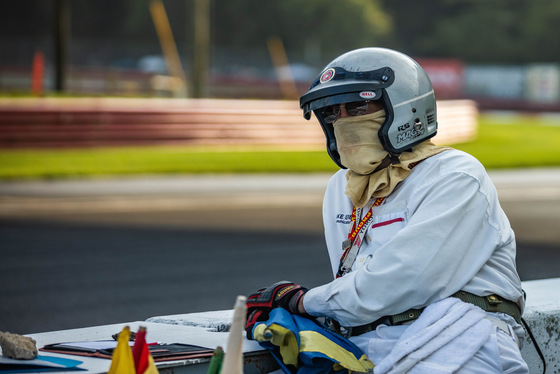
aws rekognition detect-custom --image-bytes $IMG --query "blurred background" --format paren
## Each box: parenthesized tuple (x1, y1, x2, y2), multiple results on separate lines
(1, 0, 559, 107)
(1, 0, 560, 336)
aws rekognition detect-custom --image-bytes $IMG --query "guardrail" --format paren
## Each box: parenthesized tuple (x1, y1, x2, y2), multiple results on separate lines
(0, 98, 477, 148)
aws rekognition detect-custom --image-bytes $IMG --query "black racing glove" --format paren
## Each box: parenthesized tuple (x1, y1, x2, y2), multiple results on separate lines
(245, 281, 308, 339)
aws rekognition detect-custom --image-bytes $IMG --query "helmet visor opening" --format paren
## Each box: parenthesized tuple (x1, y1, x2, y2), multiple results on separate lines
(321, 101, 372, 123)
(303, 90, 383, 122)
(303, 90, 382, 123)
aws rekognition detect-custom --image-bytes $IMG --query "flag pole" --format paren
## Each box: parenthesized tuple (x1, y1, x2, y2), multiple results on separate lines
(221, 295, 247, 374)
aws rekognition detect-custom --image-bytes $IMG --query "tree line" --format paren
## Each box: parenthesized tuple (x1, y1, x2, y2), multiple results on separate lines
(2, 0, 559, 67)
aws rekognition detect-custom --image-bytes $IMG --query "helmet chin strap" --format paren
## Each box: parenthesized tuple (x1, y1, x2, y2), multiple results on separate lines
(371, 151, 401, 174)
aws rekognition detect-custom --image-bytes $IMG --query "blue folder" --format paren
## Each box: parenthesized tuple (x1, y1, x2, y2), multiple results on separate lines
(0, 354, 85, 373)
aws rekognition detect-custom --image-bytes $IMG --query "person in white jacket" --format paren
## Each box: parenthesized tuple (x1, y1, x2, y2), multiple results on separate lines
(245, 48, 528, 373)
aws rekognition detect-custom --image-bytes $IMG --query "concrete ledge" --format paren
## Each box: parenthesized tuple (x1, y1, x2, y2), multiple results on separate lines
(148, 278, 560, 373)
(520, 278, 560, 373)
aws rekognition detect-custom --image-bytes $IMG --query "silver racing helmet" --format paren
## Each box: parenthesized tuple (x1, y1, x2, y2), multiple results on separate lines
(300, 47, 438, 168)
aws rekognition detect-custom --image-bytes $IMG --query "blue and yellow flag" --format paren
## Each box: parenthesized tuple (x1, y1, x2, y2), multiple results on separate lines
(253, 308, 374, 374)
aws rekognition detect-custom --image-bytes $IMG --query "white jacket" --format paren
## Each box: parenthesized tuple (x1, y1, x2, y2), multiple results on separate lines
(303, 149, 524, 327)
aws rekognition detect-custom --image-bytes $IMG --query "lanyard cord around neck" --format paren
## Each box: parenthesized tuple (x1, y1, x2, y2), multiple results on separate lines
(336, 196, 385, 278)
(335, 159, 422, 278)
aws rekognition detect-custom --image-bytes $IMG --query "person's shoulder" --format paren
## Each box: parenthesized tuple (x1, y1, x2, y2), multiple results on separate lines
(411, 148, 490, 189)
(424, 147, 479, 164)
(325, 169, 347, 192)
(328, 168, 347, 181)
(422, 148, 486, 176)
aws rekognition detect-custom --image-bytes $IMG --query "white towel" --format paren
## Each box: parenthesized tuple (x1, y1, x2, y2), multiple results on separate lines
(374, 297, 493, 374)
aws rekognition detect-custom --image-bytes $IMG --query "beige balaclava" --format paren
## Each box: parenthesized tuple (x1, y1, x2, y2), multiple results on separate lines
(333, 110, 451, 208)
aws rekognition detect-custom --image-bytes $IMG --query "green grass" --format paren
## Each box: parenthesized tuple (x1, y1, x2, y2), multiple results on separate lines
(454, 113, 560, 168)
(1, 113, 559, 180)
(0, 146, 338, 180)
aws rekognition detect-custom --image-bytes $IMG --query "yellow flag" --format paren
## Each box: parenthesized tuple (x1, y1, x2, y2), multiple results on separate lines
(108, 326, 136, 374)
(144, 354, 159, 374)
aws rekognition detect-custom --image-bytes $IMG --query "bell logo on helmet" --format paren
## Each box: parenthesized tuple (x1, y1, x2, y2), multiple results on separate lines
(359, 91, 376, 99)
(320, 68, 335, 84)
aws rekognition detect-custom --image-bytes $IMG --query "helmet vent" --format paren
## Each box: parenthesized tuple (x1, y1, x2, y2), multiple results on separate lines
(427, 114, 436, 125)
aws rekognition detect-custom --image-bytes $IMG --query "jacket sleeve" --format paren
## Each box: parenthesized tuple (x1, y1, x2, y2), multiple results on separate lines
(304, 167, 511, 326)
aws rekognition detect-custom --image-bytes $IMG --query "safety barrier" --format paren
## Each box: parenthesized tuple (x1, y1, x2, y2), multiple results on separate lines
(0, 98, 478, 149)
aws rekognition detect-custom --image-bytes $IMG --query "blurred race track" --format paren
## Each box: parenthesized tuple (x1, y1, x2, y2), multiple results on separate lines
(1, 169, 560, 334)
